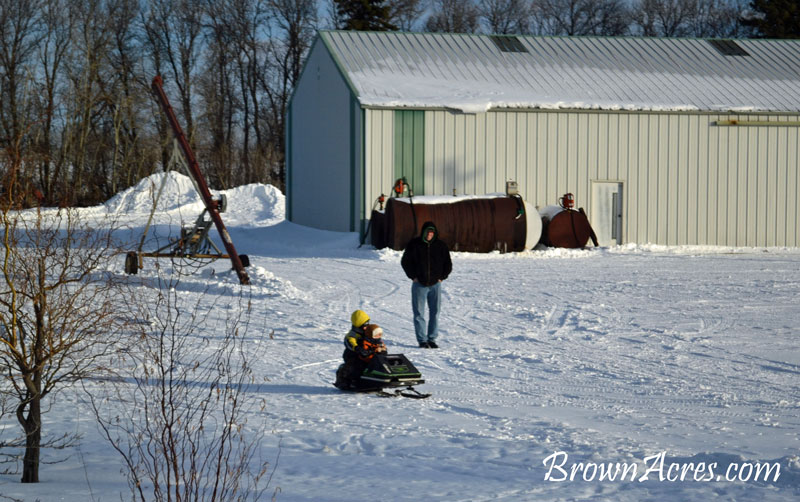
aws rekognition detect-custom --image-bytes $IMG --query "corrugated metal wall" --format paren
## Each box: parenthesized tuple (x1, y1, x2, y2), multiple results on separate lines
(365, 109, 395, 210)
(289, 40, 357, 231)
(365, 108, 800, 247)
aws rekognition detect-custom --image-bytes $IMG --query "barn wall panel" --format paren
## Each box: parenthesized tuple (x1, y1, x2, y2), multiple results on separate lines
(366, 108, 800, 246)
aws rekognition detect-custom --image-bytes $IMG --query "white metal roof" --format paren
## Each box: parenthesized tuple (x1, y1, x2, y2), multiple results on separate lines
(319, 31, 800, 113)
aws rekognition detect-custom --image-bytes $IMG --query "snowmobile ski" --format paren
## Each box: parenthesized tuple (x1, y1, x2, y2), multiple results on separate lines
(334, 385, 431, 399)
(377, 387, 431, 399)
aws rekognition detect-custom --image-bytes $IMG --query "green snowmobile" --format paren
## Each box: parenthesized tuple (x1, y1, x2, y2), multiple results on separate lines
(334, 353, 430, 398)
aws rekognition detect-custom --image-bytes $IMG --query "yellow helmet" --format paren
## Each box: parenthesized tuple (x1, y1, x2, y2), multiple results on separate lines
(351, 309, 370, 328)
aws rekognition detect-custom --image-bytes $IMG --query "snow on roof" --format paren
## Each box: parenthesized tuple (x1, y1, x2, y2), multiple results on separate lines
(320, 31, 800, 114)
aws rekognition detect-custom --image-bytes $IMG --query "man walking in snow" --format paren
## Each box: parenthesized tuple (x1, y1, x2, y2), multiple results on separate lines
(401, 221, 452, 348)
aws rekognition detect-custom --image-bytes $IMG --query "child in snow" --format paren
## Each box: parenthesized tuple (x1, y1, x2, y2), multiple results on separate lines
(336, 310, 387, 389)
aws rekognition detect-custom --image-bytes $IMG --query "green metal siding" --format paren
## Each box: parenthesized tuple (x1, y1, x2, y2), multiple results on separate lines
(362, 107, 800, 246)
(419, 109, 800, 247)
(394, 110, 425, 194)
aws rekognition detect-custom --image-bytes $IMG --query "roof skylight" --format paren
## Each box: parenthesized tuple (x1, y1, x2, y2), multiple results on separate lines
(708, 39, 750, 57)
(490, 35, 528, 53)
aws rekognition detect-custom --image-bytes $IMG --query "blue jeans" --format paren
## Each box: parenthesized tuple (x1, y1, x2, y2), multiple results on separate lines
(411, 281, 441, 343)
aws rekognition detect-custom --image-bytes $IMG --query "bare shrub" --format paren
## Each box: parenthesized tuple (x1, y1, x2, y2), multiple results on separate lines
(0, 205, 125, 483)
(88, 268, 276, 502)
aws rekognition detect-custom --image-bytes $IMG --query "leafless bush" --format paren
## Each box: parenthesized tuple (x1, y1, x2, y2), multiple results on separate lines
(88, 268, 276, 502)
(0, 205, 126, 483)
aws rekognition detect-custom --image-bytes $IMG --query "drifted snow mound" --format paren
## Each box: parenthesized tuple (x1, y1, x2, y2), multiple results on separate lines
(103, 171, 285, 227)
(104, 171, 203, 214)
(223, 183, 285, 227)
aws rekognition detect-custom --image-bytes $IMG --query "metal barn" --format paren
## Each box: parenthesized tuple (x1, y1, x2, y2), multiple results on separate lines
(286, 31, 800, 247)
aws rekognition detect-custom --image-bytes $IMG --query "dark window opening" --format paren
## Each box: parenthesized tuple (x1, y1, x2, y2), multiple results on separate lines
(708, 39, 750, 57)
(490, 35, 528, 53)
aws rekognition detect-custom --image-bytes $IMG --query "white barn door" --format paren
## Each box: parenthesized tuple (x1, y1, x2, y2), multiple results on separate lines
(591, 182, 624, 246)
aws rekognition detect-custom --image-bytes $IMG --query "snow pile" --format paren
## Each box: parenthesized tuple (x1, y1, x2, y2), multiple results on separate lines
(222, 183, 285, 227)
(104, 171, 203, 214)
(168, 264, 306, 301)
(101, 171, 285, 229)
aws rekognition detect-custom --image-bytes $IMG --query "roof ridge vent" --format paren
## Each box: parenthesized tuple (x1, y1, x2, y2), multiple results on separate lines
(708, 39, 750, 57)
(490, 35, 528, 53)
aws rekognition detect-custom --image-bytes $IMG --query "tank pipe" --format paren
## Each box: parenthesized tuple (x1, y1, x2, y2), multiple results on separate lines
(359, 194, 386, 248)
(391, 177, 418, 235)
(404, 178, 418, 235)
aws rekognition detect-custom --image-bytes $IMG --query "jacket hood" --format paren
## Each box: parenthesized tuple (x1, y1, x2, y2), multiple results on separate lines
(420, 221, 438, 242)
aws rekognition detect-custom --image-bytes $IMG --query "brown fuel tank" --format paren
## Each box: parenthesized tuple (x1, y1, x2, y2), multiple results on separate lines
(370, 196, 541, 252)
(540, 205, 596, 248)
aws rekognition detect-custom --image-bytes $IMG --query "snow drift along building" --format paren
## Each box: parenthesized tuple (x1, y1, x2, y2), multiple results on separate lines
(287, 31, 800, 248)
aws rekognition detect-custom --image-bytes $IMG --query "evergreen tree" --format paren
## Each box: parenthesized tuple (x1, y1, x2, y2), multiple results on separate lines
(744, 0, 800, 38)
(334, 0, 398, 30)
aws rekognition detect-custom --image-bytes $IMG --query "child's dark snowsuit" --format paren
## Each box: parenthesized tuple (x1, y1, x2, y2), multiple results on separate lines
(337, 324, 386, 389)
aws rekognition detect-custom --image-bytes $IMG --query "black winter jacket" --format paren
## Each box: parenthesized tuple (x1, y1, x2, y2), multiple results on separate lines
(401, 221, 452, 287)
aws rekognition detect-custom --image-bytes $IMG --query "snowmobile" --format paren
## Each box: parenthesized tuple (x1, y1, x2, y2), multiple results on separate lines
(334, 353, 430, 399)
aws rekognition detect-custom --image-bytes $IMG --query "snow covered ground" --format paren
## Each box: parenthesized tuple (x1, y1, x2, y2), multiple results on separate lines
(1, 173, 799, 501)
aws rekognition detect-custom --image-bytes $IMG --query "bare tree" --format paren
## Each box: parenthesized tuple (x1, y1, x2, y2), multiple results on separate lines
(197, 2, 232, 188)
(533, 0, 630, 36)
(693, 0, 752, 38)
(425, 0, 481, 33)
(323, 0, 343, 29)
(480, 0, 534, 34)
(388, 0, 426, 31)
(0, 0, 44, 201)
(88, 271, 275, 502)
(0, 200, 125, 482)
(143, 0, 204, 148)
(1, 23, 127, 478)
(32, 0, 76, 206)
(103, 0, 157, 197)
(226, 0, 269, 185)
(589, 0, 630, 35)
(631, 0, 698, 37)
(58, 0, 119, 205)
(263, 0, 318, 190)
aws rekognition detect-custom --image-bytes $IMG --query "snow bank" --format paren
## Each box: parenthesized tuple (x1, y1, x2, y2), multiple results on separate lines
(222, 183, 285, 227)
(101, 171, 284, 229)
(104, 171, 203, 214)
